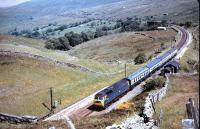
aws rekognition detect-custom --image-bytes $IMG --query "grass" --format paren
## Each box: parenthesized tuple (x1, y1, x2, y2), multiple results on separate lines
(0, 55, 143, 116)
(179, 26, 199, 72)
(0, 34, 124, 73)
(0, 56, 125, 116)
(0, 34, 45, 50)
(0, 120, 69, 129)
(0, 27, 178, 117)
(154, 76, 199, 129)
(69, 29, 177, 62)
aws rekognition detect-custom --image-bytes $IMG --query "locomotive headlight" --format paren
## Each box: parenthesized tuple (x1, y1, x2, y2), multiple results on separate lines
(94, 100, 104, 107)
(94, 95, 106, 107)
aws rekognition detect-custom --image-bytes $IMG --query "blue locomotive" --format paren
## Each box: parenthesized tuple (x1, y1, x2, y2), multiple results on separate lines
(94, 47, 178, 108)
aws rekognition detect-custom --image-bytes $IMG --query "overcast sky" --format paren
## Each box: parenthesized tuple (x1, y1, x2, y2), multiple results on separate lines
(0, 0, 31, 7)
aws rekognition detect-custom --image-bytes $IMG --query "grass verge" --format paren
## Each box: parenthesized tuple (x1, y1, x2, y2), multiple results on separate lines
(154, 75, 199, 129)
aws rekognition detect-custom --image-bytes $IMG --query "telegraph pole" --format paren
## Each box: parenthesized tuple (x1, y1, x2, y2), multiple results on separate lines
(50, 87, 53, 112)
(42, 87, 54, 113)
(125, 64, 127, 77)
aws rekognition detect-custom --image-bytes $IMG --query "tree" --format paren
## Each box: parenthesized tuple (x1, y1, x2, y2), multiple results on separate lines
(32, 31, 40, 38)
(134, 53, 147, 64)
(161, 20, 167, 27)
(115, 19, 123, 29)
(148, 54, 153, 61)
(33, 27, 39, 31)
(94, 28, 105, 38)
(57, 25, 68, 31)
(65, 31, 83, 47)
(185, 21, 192, 28)
(8, 28, 19, 36)
(45, 38, 71, 50)
(58, 37, 71, 50)
(81, 32, 89, 42)
(160, 42, 166, 49)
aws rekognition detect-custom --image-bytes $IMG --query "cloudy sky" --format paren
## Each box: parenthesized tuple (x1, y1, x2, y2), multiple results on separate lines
(0, 0, 31, 7)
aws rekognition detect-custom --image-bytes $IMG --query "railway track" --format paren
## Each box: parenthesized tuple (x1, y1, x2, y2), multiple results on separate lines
(45, 25, 191, 121)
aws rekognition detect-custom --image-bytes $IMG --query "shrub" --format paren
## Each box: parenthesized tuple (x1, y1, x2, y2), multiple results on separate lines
(46, 28, 53, 33)
(81, 32, 89, 42)
(148, 55, 153, 61)
(8, 28, 20, 36)
(194, 63, 199, 73)
(45, 37, 71, 50)
(65, 31, 83, 47)
(134, 53, 147, 64)
(57, 25, 68, 31)
(187, 59, 197, 66)
(144, 77, 165, 91)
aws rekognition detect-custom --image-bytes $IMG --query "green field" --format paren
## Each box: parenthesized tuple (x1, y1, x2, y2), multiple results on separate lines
(0, 55, 145, 116)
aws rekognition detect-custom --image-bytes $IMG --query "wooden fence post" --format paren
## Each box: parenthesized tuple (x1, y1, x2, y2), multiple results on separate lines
(189, 98, 199, 129)
(186, 102, 192, 118)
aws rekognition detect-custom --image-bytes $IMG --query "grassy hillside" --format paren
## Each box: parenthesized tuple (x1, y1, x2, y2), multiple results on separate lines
(0, 56, 114, 116)
(0, 32, 151, 116)
(0, 0, 198, 33)
(69, 29, 177, 62)
(0, 34, 124, 73)
(0, 55, 144, 116)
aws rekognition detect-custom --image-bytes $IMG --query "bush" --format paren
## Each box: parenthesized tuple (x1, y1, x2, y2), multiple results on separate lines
(45, 37, 71, 50)
(65, 32, 83, 47)
(134, 53, 147, 64)
(185, 21, 192, 28)
(194, 63, 199, 73)
(8, 28, 20, 36)
(144, 77, 165, 91)
(148, 55, 153, 61)
(81, 32, 89, 42)
(56, 25, 68, 31)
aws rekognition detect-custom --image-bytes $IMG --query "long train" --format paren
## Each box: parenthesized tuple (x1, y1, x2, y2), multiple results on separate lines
(93, 26, 188, 108)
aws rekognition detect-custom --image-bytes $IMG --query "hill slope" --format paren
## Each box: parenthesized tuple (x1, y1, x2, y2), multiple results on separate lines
(0, 0, 199, 32)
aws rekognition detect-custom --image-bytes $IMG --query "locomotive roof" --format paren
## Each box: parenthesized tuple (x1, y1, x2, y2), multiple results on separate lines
(127, 67, 149, 80)
(95, 78, 128, 96)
